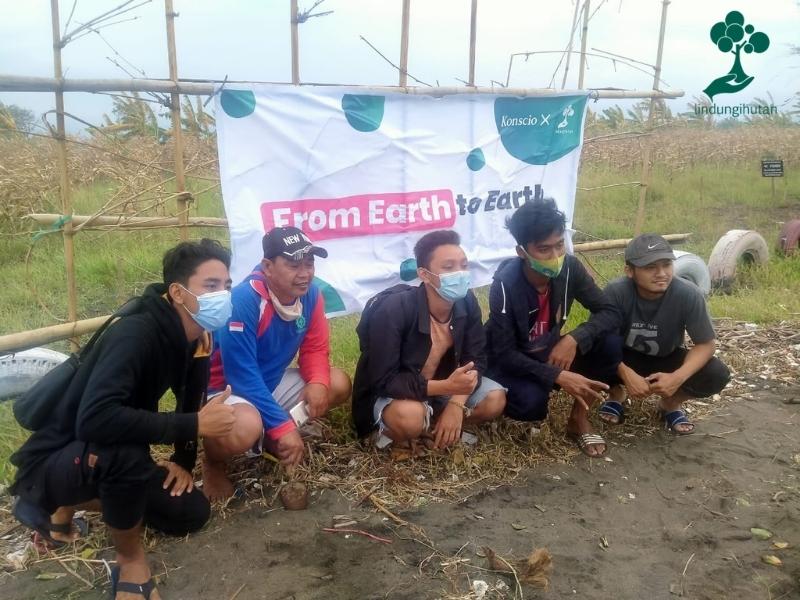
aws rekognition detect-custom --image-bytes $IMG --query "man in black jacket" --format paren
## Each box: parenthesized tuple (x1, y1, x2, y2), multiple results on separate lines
(352, 230, 506, 450)
(11, 239, 236, 599)
(485, 200, 621, 457)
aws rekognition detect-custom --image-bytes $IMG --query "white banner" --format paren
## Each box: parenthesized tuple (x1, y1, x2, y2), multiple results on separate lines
(215, 85, 588, 315)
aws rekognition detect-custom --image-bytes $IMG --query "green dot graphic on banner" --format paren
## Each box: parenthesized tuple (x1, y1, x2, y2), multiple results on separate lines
(466, 148, 486, 171)
(494, 96, 586, 165)
(220, 90, 257, 118)
(400, 258, 418, 281)
(341, 94, 385, 132)
(312, 276, 346, 313)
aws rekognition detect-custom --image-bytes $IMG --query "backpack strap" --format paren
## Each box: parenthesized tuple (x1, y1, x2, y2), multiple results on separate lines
(78, 297, 143, 359)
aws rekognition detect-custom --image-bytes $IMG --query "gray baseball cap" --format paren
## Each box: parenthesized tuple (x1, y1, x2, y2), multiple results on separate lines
(624, 234, 676, 267)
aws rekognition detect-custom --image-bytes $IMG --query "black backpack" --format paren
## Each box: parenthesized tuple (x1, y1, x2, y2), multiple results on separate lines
(355, 284, 413, 352)
(13, 297, 143, 431)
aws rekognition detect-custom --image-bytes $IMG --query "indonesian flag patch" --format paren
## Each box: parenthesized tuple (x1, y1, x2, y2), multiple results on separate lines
(229, 321, 244, 333)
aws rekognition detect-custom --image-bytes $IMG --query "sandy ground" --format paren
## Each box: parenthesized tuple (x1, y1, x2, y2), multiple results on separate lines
(1, 385, 798, 600)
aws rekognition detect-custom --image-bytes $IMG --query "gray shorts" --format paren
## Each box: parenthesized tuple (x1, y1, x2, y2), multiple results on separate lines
(211, 368, 307, 455)
(373, 376, 505, 437)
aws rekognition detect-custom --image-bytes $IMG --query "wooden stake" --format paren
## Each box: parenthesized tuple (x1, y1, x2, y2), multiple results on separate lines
(399, 0, 411, 87)
(290, 0, 300, 84)
(165, 0, 188, 241)
(634, 0, 670, 235)
(577, 0, 590, 89)
(468, 0, 477, 86)
(50, 0, 79, 352)
(561, 0, 583, 89)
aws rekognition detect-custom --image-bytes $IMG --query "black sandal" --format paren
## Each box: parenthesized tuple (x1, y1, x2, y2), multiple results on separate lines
(110, 565, 158, 599)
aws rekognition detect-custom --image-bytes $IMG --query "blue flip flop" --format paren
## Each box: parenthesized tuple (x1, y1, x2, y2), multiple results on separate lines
(109, 565, 158, 599)
(662, 409, 695, 435)
(599, 400, 625, 425)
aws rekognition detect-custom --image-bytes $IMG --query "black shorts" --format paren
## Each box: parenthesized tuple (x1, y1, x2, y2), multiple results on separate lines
(619, 347, 730, 398)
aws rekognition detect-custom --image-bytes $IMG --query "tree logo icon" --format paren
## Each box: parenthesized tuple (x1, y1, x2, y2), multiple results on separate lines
(703, 11, 769, 100)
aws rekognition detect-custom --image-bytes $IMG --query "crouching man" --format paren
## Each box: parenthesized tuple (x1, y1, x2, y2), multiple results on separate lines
(352, 230, 506, 451)
(202, 227, 352, 499)
(11, 239, 236, 599)
(600, 234, 730, 434)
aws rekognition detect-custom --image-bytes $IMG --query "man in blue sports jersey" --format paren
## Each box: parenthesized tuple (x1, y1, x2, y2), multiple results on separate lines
(201, 227, 351, 500)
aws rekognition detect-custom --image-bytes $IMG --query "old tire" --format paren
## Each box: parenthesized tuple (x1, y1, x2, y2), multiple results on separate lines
(0, 347, 70, 401)
(778, 219, 800, 255)
(708, 229, 769, 291)
(672, 251, 711, 296)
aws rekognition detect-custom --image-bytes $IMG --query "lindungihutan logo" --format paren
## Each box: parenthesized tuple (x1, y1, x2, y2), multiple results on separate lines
(703, 11, 770, 100)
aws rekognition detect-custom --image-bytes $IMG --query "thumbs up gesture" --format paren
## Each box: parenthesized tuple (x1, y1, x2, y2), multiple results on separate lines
(198, 386, 236, 438)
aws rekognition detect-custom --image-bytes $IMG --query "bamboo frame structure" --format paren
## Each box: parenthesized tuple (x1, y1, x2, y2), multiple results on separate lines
(468, 0, 477, 86)
(165, 0, 189, 241)
(28, 214, 228, 229)
(291, 0, 300, 84)
(49, 0, 79, 352)
(577, 0, 590, 89)
(634, 0, 670, 235)
(0, 75, 683, 99)
(1, 0, 682, 348)
(399, 0, 411, 87)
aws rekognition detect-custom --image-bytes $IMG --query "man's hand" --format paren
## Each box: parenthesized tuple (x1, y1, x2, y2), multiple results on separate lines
(555, 371, 609, 410)
(158, 460, 194, 496)
(198, 386, 236, 438)
(302, 383, 329, 419)
(621, 369, 651, 400)
(646, 372, 684, 399)
(433, 403, 464, 449)
(274, 429, 305, 467)
(548, 335, 578, 370)
(446, 362, 478, 396)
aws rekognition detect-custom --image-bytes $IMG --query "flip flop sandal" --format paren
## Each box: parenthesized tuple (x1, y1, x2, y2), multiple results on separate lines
(31, 517, 89, 552)
(110, 566, 158, 600)
(13, 496, 88, 549)
(568, 432, 607, 458)
(598, 400, 626, 425)
(662, 409, 695, 435)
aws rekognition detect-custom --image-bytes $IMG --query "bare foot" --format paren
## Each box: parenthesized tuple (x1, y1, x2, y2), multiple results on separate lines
(116, 561, 161, 600)
(201, 458, 235, 501)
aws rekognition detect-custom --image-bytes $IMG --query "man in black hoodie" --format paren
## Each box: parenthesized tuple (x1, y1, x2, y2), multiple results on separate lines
(10, 238, 235, 599)
(485, 200, 621, 457)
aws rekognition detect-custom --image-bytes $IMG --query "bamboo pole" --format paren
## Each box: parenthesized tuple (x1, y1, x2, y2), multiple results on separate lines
(399, 0, 410, 87)
(561, 0, 582, 89)
(0, 316, 110, 355)
(290, 0, 300, 84)
(0, 75, 685, 99)
(634, 0, 670, 235)
(29, 213, 228, 229)
(468, 0, 477, 86)
(50, 0, 79, 353)
(577, 0, 590, 89)
(165, 0, 188, 241)
(574, 233, 689, 252)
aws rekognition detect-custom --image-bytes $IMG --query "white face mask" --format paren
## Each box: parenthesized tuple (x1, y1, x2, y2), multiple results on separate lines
(268, 286, 303, 321)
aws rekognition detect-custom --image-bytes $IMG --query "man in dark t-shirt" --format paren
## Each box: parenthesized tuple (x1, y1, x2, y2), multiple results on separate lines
(601, 234, 730, 434)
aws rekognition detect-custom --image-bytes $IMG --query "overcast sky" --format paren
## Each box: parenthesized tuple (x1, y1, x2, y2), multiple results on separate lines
(0, 0, 798, 132)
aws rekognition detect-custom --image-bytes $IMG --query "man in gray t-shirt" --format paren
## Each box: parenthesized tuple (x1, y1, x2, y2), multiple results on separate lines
(600, 234, 730, 434)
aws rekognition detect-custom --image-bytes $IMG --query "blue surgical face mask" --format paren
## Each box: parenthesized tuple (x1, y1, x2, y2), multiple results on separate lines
(180, 286, 232, 332)
(425, 269, 471, 302)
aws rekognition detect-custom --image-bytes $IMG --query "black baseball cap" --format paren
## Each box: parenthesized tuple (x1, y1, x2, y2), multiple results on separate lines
(262, 226, 328, 260)
(624, 233, 676, 267)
